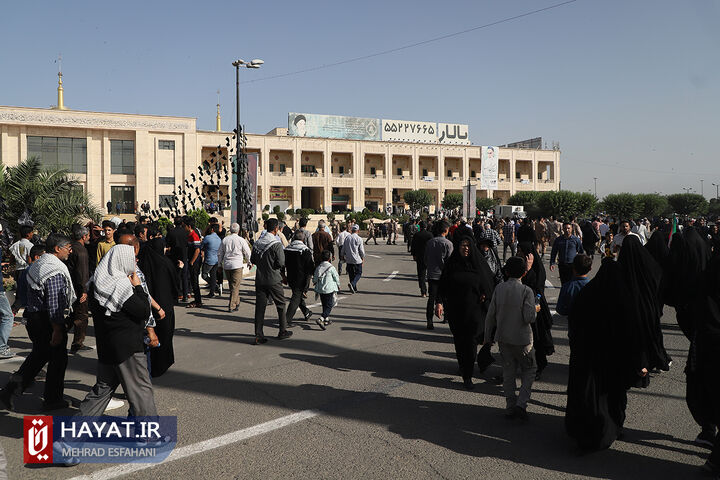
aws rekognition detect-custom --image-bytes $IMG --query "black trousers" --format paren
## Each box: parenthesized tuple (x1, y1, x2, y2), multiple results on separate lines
(189, 260, 202, 304)
(286, 286, 310, 324)
(69, 299, 89, 347)
(254, 283, 286, 339)
(558, 262, 573, 285)
(426, 279, 440, 325)
(686, 370, 717, 431)
(416, 260, 427, 295)
(15, 313, 68, 402)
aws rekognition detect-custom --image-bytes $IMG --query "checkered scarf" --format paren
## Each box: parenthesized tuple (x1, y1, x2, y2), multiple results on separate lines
(90, 244, 137, 315)
(27, 252, 77, 308)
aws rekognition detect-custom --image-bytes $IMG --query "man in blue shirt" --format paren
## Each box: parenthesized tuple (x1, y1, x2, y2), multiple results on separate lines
(201, 224, 222, 298)
(556, 254, 592, 315)
(550, 222, 584, 285)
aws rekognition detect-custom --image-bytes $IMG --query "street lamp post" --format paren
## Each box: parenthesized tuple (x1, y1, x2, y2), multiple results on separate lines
(232, 58, 263, 234)
(593, 177, 597, 197)
(701, 179, 704, 197)
(682, 187, 693, 194)
(712, 182, 719, 200)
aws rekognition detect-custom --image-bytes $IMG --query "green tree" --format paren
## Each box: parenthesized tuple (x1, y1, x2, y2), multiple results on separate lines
(403, 189, 433, 214)
(476, 197, 496, 213)
(667, 193, 707, 217)
(508, 191, 541, 209)
(156, 217, 173, 236)
(708, 198, 720, 217)
(601, 193, 640, 221)
(636, 193, 668, 218)
(187, 208, 210, 232)
(575, 192, 598, 217)
(537, 190, 579, 220)
(0, 157, 101, 237)
(441, 192, 463, 212)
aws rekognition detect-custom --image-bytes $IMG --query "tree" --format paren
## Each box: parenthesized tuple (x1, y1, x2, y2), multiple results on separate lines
(667, 193, 707, 217)
(508, 191, 541, 209)
(636, 193, 668, 219)
(0, 157, 101, 237)
(403, 189, 433, 214)
(708, 198, 720, 217)
(476, 197, 496, 213)
(441, 192, 463, 212)
(187, 208, 210, 232)
(537, 190, 579, 220)
(601, 193, 640, 221)
(575, 192, 598, 217)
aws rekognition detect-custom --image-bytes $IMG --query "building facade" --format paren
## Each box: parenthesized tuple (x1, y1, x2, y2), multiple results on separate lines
(0, 105, 560, 215)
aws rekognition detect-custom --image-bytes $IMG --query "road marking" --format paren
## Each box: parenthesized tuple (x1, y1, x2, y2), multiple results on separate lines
(368, 254, 382, 259)
(383, 271, 399, 282)
(307, 296, 347, 309)
(67, 409, 320, 480)
(545, 279, 554, 288)
(0, 356, 24, 364)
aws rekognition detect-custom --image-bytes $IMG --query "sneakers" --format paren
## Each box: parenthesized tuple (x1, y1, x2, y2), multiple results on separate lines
(347, 283, 354, 294)
(253, 337, 268, 345)
(0, 347, 15, 359)
(324, 318, 332, 326)
(315, 317, 327, 331)
(304, 311, 313, 322)
(277, 330, 293, 340)
(505, 406, 529, 422)
(105, 398, 125, 412)
(695, 428, 717, 449)
(70, 344, 92, 354)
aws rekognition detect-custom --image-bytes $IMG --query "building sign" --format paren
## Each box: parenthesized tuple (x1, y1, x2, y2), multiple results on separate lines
(288, 113, 380, 141)
(269, 186, 292, 201)
(381, 119, 436, 143)
(331, 195, 349, 204)
(288, 113, 471, 145)
(480, 146, 499, 190)
(438, 123, 470, 145)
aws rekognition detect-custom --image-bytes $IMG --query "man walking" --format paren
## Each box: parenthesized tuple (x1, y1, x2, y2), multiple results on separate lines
(166, 217, 189, 302)
(365, 220, 378, 245)
(297, 217, 313, 250)
(184, 216, 203, 308)
(550, 222, 584, 285)
(410, 221, 433, 297)
(9, 225, 34, 312)
(67, 224, 91, 353)
(502, 218, 517, 261)
(0, 234, 75, 411)
(424, 220, 453, 330)
(335, 223, 351, 275)
(218, 223, 251, 312)
(387, 219, 397, 245)
(342, 224, 365, 294)
(312, 220, 335, 266)
(251, 219, 291, 344)
(284, 231, 315, 326)
(201, 224, 222, 298)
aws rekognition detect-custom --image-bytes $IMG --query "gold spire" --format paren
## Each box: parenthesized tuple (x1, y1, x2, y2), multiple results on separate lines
(54, 54, 67, 110)
(215, 89, 221, 131)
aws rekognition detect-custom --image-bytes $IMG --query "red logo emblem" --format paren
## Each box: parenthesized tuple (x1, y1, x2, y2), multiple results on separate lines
(24, 416, 53, 464)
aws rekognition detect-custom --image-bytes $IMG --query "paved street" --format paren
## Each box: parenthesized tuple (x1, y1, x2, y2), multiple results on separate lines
(0, 241, 712, 479)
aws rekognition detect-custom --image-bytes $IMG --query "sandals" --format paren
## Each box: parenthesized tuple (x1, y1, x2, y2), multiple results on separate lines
(186, 302, 202, 308)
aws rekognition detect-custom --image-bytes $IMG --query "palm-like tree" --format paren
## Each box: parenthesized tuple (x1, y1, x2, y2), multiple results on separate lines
(0, 157, 102, 237)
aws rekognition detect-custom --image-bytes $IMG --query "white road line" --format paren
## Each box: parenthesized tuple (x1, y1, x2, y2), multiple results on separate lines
(383, 271, 399, 282)
(545, 279, 554, 288)
(307, 296, 347, 309)
(0, 356, 24, 364)
(368, 254, 382, 259)
(66, 409, 320, 480)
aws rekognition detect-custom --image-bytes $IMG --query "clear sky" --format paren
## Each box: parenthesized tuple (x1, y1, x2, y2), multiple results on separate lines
(1, 0, 718, 198)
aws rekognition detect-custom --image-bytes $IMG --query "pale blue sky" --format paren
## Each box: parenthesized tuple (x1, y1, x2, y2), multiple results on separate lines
(1, 0, 718, 198)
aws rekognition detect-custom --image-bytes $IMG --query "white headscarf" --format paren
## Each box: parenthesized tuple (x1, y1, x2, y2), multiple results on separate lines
(90, 244, 137, 315)
(27, 252, 77, 308)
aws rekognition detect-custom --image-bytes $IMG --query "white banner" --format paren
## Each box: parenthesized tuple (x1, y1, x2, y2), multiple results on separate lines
(462, 183, 477, 219)
(438, 123, 470, 145)
(480, 146, 498, 190)
(381, 119, 437, 143)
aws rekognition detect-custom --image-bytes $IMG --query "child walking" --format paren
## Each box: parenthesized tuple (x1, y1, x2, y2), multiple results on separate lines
(484, 256, 540, 421)
(312, 250, 341, 330)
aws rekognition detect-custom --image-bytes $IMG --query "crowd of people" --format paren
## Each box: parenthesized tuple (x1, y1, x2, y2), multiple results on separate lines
(0, 209, 719, 474)
(402, 212, 720, 474)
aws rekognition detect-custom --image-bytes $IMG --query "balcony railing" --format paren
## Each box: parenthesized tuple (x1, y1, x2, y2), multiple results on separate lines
(444, 176, 461, 182)
(363, 173, 385, 179)
(392, 175, 412, 180)
(270, 171, 289, 176)
(331, 173, 353, 179)
(300, 171, 322, 177)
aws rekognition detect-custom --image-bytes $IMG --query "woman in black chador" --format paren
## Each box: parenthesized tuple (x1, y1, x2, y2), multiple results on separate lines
(137, 232, 179, 377)
(566, 236, 671, 451)
(435, 232, 495, 390)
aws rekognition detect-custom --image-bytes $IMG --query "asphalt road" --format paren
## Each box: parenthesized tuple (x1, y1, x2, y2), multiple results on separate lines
(0, 240, 713, 479)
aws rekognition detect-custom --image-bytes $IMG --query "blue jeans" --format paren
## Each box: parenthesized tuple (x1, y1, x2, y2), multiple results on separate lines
(347, 263, 363, 289)
(0, 292, 14, 350)
(320, 293, 335, 318)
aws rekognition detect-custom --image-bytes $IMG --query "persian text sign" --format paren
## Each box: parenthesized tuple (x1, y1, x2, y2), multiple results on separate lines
(381, 119, 437, 143)
(438, 123, 470, 145)
(480, 146, 499, 190)
(288, 113, 380, 141)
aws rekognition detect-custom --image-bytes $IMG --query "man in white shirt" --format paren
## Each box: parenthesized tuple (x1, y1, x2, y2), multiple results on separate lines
(218, 223, 252, 312)
(9, 225, 34, 311)
(611, 220, 642, 253)
(341, 224, 365, 293)
(335, 222, 352, 275)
